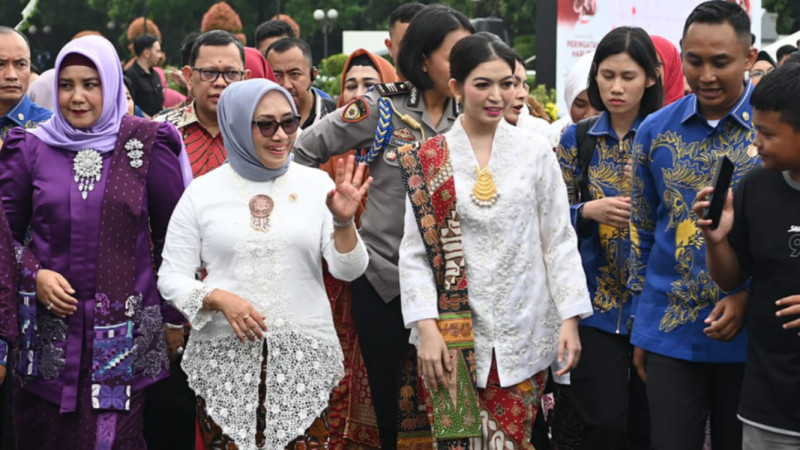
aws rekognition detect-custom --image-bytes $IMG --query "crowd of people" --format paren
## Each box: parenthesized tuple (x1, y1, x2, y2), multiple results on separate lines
(0, 0, 799, 449)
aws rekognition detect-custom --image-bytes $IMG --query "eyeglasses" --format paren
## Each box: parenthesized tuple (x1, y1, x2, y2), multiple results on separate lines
(750, 69, 768, 79)
(252, 117, 301, 137)
(191, 67, 245, 83)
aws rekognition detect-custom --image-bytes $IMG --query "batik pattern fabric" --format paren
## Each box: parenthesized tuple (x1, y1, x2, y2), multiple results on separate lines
(629, 85, 757, 363)
(0, 95, 52, 140)
(557, 112, 640, 334)
(13, 366, 147, 450)
(425, 359, 548, 449)
(0, 202, 17, 366)
(154, 101, 226, 177)
(323, 268, 381, 449)
(15, 245, 40, 379)
(398, 135, 483, 443)
(91, 117, 163, 415)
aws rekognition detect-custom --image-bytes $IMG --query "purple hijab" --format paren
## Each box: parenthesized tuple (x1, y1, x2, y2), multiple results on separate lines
(31, 35, 128, 153)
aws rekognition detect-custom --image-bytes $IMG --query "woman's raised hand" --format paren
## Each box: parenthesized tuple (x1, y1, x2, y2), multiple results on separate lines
(326, 154, 373, 223)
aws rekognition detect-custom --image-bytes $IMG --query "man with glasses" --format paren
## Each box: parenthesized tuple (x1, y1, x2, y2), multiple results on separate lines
(149, 29, 248, 450)
(155, 30, 250, 178)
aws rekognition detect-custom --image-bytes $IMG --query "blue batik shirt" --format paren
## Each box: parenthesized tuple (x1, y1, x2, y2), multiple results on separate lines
(0, 95, 52, 140)
(558, 111, 641, 335)
(629, 82, 758, 363)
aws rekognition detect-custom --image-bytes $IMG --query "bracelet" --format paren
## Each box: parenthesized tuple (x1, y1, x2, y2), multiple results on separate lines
(165, 323, 185, 330)
(332, 216, 355, 228)
(202, 290, 214, 310)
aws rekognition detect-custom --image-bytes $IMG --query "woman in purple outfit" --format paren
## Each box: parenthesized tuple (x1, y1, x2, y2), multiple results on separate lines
(0, 202, 17, 387)
(0, 35, 189, 449)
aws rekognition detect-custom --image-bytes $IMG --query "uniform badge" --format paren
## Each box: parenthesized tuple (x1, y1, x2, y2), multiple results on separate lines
(385, 150, 398, 161)
(376, 82, 411, 97)
(389, 127, 414, 148)
(343, 99, 369, 123)
(746, 144, 758, 158)
(409, 86, 419, 107)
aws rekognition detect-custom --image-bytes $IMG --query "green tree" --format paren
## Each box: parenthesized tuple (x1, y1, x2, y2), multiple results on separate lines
(764, 0, 800, 35)
(1, 0, 541, 69)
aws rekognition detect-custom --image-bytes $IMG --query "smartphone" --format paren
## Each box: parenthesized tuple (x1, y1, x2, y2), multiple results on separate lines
(703, 155, 734, 230)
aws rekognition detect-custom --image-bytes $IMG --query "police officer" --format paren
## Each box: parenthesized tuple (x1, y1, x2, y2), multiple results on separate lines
(292, 6, 473, 448)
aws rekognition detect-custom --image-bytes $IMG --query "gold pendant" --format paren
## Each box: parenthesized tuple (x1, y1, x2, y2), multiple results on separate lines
(471, 166, 498, 207)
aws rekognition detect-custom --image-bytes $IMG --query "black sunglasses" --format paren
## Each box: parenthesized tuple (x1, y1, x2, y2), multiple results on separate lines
(252, 117, 301, 138)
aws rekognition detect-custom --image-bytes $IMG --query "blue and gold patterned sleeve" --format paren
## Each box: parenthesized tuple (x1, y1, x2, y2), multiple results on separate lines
(628, 125, 658, 315)
(556, 123, 583, 227)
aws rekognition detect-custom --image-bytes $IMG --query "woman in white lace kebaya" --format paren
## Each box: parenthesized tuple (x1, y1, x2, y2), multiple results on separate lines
(157, 79, 371, 449)
(396, 34, 593, 446)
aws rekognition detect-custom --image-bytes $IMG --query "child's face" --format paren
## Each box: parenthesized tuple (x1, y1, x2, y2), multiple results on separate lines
(752, 109, 800, 172)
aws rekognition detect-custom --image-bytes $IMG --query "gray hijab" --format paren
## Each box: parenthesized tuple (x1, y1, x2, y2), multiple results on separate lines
(217, 79, 298, 181)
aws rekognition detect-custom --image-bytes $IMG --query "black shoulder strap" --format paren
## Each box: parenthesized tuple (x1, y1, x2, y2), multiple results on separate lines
(575, 116, 600, 203)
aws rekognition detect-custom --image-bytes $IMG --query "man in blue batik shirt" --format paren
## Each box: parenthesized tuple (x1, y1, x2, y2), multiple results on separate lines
(628, 2, 758, 449)
(0, 27, 52, 141)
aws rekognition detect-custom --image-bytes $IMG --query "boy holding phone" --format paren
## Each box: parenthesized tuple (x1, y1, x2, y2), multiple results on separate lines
(694, 63, 800, 449)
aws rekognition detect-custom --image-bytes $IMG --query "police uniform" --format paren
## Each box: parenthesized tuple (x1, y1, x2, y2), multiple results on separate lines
(293, 81, 458, 448)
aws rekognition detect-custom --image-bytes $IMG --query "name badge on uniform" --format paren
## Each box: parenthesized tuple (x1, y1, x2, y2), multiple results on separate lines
(343, 99, 369, 123)
(388, 127, 414, 149)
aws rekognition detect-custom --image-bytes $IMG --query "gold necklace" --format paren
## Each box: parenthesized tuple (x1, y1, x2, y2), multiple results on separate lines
(461, 119, 499, 207)
(471, 166, 499, 207)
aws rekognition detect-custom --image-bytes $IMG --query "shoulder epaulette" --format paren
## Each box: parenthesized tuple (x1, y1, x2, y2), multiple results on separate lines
(376, 82, 411, 97)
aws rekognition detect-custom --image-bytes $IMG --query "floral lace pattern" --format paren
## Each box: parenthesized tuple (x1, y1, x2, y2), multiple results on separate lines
(180, 286, 215, 330)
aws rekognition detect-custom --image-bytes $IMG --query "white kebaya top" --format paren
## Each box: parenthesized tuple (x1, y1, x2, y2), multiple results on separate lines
(158, 162, 368, 447)
(399, 118, 592, 388)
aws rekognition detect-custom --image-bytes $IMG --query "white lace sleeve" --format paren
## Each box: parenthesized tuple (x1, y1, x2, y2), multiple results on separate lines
(157, 186, 216, 330)
(536, 147, 594, 321)
(398, 197, 439, 327)
(320, 211, 369, 282)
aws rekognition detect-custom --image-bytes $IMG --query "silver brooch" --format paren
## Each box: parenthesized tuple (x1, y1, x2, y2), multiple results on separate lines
(125, 139, 144, 169)
(73, 149, 103, 200)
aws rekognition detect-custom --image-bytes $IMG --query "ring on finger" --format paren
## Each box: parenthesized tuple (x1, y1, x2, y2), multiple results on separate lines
(351, 182, 360, 188)
(242, 314, 250, 321)
(46, 302, 53, 311)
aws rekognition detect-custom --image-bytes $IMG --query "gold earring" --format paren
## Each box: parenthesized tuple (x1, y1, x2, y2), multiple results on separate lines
(456, 95, 463, 104)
